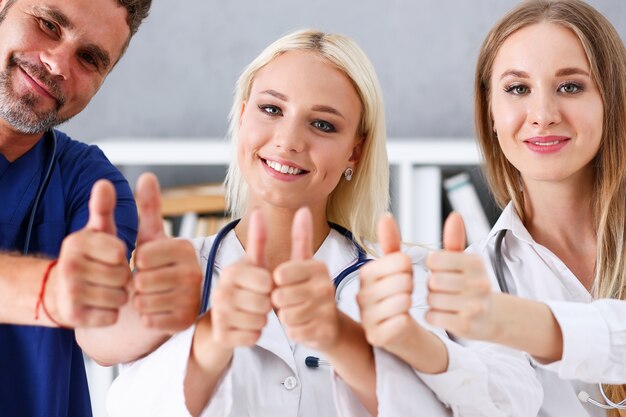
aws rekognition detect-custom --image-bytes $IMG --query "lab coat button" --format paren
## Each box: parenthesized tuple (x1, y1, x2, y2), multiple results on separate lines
(282, 376, 298, 390)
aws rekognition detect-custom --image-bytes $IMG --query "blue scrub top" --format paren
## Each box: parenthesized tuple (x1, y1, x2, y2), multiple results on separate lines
(0, 130, 138, 417)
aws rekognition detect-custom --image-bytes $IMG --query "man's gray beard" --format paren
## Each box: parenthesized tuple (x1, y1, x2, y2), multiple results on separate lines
(0, 69, 66, 135)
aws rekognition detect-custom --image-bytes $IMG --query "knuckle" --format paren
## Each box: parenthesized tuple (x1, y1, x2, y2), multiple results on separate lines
(475, 278, 492, 294)
(467, 255, 484, 270)
(133, 274, 146, 292)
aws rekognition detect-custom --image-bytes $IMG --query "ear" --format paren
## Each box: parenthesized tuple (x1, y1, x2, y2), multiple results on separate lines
(348, 135, 364, 164)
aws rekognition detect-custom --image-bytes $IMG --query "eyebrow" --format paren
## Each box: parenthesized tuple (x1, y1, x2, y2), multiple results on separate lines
(311, 105, 345, 119)
(260, 90, 288, 101)
(499, 70, 529, 80)
(33, 5, 112, 70)
(555, 67, 590, 77)
(260, 90, 345, 119)
(499, 67, 590, 80)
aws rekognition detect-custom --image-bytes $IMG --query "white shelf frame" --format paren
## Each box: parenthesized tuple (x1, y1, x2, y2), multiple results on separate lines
(95, 138, 482, 244)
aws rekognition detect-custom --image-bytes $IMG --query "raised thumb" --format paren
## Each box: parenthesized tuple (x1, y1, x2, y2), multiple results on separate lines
(85, 180, 117, 235)
(377, 213, 401, 255)
(290, 207, 313, 261)
(135, 172, 165, 246)
(246, 208, 267, 267)
(442, 211, 466, 252)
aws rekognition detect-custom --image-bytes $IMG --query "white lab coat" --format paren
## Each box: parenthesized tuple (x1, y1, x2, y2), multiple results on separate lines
(469, 203, 626, 417)
(106, 229, 449, 417)
(107, 227, 543, 416)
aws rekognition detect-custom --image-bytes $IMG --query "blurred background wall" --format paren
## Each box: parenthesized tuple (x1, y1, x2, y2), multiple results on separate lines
(63, 0, 626, 144)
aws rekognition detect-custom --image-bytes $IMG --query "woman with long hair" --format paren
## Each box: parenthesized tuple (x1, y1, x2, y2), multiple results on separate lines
(425, 1, 626, 416)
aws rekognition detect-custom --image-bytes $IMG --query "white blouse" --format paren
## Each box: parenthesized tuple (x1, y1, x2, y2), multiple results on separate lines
(469, 202, 626, 417)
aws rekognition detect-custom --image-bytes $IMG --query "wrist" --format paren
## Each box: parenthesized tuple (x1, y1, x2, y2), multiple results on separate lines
(386, 318, 449, 374)
(488, 293, 510, 344)
(191, 316, 234, 373)
(315, 310, 348, 355)
(36, 260, 67, 328)
(383, 315, 423, 356)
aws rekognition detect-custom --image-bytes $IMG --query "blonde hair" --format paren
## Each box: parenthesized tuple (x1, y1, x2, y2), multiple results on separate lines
(475, 1, 626, 411)
(224, 29, 389, 253)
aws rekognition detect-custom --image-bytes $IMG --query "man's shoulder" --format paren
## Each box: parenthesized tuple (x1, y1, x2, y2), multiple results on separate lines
(53, 130, 109, 165)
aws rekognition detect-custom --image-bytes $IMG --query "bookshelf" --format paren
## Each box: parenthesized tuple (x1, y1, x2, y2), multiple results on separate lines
(96, 138, 483, 245)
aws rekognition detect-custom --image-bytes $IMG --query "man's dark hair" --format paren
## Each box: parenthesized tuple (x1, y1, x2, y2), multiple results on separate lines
(118, 0, 152, 37)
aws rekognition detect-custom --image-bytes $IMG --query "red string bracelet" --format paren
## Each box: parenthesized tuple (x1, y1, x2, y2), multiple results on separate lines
(34, 259, 65, 327)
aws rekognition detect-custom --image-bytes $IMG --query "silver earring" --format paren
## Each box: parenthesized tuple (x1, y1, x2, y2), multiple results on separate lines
(343, 167, 353, 181)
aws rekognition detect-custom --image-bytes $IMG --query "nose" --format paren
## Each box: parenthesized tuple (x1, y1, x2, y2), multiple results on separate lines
(40, 45, 71, 80)
(527, 90, 561, 129)
(274, 119, 306, 152)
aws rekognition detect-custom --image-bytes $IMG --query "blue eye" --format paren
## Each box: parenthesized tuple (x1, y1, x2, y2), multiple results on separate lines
(312, 119, 336, 133)
(258, 104, 282, 116)
(559, 82, 582, 94)
(504, 84, 529, 95)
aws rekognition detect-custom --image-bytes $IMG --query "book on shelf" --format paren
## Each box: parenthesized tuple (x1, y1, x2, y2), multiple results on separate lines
(157, 182, 229, 238)
(443, 172, 491, 246)
(411, 166, 442, 249)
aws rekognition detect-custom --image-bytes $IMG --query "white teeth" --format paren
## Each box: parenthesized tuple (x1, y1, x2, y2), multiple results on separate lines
(264, 159, 303, 175)
(533, 141, 560, 146)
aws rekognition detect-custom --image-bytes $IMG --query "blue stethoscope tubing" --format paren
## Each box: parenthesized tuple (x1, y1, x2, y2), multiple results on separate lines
(23, 129, 57, 255)
(200, 219, 370, 314)
(493, 229, 626, 410)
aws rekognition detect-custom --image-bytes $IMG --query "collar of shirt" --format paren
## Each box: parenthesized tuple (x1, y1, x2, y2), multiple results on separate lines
(479, 202, 592, 302)
(488, 202, 535, 245)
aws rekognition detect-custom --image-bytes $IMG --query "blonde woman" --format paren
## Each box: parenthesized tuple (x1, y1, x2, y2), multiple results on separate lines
(106, 29, 450, 417)
(425, 1, 626, 416)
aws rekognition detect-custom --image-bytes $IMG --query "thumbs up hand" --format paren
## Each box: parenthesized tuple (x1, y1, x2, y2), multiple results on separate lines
(425, 212, 496, 340)
(357, 213, 417, 350)
(47, 180, 131, 327)
(210, 209, 273, 347)
(131, 173, 202, 333)
(272, 207, 339, 351)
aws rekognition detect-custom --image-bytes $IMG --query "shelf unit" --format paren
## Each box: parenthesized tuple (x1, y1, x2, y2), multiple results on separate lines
(96, 138, 482, 245)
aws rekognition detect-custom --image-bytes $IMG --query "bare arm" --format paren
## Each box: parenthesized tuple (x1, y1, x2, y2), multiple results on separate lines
(320, 311, 378, 414)
(488, 293, 563, 362)
(183, 313, 234, 417)
(378, 316, 449, 374)
(75, 282, 169, 366)
(0, 253, 58, 326)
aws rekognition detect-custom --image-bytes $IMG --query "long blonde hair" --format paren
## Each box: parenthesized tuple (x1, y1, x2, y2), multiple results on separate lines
(475, 1, 626, 412)
(224, 29, 389, 253)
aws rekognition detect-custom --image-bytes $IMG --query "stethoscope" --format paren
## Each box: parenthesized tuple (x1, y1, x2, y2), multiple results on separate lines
(200, 219, 371, 314)
(493, 229, 626, 411)
(200, 219, 371, 369)
(23, 129, 57, 255)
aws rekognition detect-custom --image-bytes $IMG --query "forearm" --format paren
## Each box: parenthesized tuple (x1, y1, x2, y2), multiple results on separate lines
(184, 314, 234, 417)
(385, 318, 449, 375)
(321, 312, 377, 415)
(0, 253, 58, 326)
(490, 293, 563, 362)
(76, 301, 169, 366)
